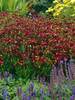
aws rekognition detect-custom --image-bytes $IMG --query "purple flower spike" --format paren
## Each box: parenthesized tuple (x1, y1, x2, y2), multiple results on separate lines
(28, 82, 34, 94)
(31, 89, 36, 97)
(4, 71, 8, 78)
(72, 87, 75, 95)
(60, 60, 64, 64)
(40, 88, 44, 95)
(70, 95, 75, 100)
(17, 87, 22, 97)
(27, 96, 31, 100)
(30, 82, 34, 89)
(2, 89, 10, 100)
(22, 92, 27, 100)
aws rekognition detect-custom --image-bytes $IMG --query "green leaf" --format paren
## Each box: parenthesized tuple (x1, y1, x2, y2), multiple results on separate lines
(19, 44, 25, 52)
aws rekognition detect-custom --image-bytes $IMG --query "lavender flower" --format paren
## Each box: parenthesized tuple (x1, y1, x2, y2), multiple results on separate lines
(21, 92, 27, 100)
(40, 90, 44, 100)
(60, 60, 64, 64)
(28, 82, 34, 95)
(70, 87, 75, 100)
(72, 87, 75, 95)
(40, 88, 44, 95)
(4, 71, 9, 84)
(27, 95, 31, 100)
(40, 88, 44, 99)
(16, 87, 22, 97)
(70, 95, 75, 100)
(2, 89, 10, 100)
(29, 82, 34, 89)
(4, 71, 8, 78)
(31, 89, 36, 97)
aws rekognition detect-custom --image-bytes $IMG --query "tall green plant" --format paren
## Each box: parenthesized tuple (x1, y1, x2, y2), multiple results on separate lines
(0, 0, 34, 15)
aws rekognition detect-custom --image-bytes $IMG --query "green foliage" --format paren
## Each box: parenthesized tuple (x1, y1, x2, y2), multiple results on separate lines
(0, 78, 50, 99)
(0, 0, 34, 15)
(15, 60, 51, 79)
(32, 0, 54, 13)
(46, 0, 75, 18)
(0, 78, 74, 99)
(1, 55, 51, 79)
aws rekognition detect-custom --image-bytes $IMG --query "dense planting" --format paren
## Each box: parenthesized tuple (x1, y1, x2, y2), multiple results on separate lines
(0, 72, 75, 100)
(0, 0, 75, 99)
(0, 12, 75, 78)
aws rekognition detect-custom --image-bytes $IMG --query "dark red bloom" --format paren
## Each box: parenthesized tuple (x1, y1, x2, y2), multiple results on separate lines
(39, 57, 47, 64)
(0, 59, 3, 65)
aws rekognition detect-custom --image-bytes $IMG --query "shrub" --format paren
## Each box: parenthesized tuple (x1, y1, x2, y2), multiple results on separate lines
(0, 12, 75, 78)
(46, 0, 75, 18)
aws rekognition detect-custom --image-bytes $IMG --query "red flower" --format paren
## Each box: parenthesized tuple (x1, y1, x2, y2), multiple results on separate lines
(1, 38, 15, 43)
(0, 59, 3, 65)
(21, 52, 29, 59)
(0, 12, 8, 17)
(24, 31, 31, 36)
(0, 29, 5, 35)
(34, 49, 40, 55)
(39, 33, 46, 38)
(27, 38, 36, 44)
(41, 41, 48, 46)
(39, 57, 47, 64)
(54, 52, 63, 62)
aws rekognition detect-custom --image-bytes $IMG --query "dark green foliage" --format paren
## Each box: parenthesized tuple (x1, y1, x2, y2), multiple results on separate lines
(32, 0, 54, 13)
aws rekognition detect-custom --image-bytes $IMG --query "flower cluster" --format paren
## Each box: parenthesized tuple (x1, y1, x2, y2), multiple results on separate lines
(0, 12, 75, 67)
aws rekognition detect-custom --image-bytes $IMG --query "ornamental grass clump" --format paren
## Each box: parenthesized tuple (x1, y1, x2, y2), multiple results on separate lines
(0, 0, 35, 16)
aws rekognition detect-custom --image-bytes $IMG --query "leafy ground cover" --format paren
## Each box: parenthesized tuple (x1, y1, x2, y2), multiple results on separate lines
(0, 72, 75, 100)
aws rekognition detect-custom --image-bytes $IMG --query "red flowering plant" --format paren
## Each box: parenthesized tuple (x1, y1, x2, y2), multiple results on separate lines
(0, 12, 75, 78)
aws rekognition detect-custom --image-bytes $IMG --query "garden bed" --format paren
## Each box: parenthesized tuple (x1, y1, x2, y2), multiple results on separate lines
(0, 12, 75, 99)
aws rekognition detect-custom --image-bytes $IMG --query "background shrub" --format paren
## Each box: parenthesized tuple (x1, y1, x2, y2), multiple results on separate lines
(46, 0, 75, 18)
